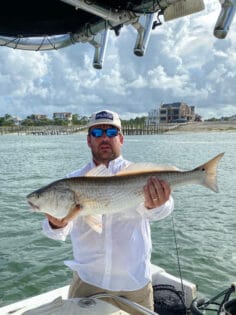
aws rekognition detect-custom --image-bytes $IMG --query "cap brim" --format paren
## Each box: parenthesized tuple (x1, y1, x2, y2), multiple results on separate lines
(88, 121, 121, 130)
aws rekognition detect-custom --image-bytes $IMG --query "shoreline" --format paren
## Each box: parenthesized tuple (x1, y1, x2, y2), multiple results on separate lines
(0, 121, 235, 135)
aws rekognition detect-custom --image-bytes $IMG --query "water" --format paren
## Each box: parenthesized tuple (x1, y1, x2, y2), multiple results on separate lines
(0, 132, 235, 307)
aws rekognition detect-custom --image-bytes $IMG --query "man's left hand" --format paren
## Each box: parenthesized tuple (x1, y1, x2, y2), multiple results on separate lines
(143, 177, 171, 209)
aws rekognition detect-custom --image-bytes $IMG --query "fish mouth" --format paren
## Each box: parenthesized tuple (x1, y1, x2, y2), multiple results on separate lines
(28, 201, 40, 212)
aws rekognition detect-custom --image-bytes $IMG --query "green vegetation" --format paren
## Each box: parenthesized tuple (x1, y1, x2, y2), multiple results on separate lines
(21, 115, 53, 126)
(0, 114, 15, 126)
(121, 116, 146, 127)
(0, 113, 235, 128)
(0, 113, 148, 128)
(0, 114, 89, 127)
(205, 117, 231, 121)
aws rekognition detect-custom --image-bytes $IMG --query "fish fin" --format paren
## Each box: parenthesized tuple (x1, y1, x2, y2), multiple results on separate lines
(85, 165, 112, 177)
(116, 163, 180, 176)
(195, 152, 224, 193)
(84, 215, 103, 234)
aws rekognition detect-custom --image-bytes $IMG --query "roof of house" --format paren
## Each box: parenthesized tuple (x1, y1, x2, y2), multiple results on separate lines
(161, 102, 184, 108)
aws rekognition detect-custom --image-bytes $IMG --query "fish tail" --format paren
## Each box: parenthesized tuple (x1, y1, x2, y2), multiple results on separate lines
(195, 152, 224, 192)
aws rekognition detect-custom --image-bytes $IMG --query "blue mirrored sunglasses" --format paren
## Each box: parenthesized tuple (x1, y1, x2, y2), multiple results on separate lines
(89, 128, 119, 138)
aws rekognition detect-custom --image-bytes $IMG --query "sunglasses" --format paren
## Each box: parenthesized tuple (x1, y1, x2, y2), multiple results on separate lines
(89, 128, 119, 138)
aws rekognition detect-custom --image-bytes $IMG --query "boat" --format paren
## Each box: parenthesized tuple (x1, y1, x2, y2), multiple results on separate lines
(1, 263, 235, 315)
(0, 0, 235, 69)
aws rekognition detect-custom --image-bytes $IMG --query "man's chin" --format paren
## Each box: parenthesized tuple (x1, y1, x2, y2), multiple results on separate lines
(99, 148, 112, 155)
(98, 151, 115, 161)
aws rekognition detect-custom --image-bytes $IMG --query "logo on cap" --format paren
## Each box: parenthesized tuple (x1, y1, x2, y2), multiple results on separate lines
(95, 111, 113, 121)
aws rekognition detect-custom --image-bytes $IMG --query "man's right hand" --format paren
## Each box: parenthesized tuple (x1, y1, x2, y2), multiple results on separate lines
(46, 214, 69, 229)
(46, 205, 81, 229)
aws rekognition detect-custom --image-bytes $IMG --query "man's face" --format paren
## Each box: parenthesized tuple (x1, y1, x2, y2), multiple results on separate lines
(87, 124, 124, 165)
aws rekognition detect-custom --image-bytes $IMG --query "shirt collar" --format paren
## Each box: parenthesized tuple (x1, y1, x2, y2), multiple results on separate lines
(91, 155, 124, 169)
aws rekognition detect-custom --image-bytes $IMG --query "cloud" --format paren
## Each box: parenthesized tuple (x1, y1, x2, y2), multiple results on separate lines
(0, 0, 235, 119)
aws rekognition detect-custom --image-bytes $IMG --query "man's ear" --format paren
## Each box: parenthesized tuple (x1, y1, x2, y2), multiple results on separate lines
(119, 133, 124, 145)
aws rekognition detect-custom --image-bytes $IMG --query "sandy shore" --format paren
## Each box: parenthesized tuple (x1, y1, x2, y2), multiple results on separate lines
(166, 121, 236, 133)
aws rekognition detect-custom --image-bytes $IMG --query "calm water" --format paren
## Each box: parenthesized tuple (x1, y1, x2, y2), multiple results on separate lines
(0, 132, 235, 307)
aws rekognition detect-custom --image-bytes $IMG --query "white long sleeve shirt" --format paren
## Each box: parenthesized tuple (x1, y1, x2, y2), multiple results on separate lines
(42, 156, 174, 291)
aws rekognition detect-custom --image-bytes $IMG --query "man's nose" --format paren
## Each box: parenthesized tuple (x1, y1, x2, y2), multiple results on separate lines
(101, 134, 109, 140)
(101, 130, 109, 138)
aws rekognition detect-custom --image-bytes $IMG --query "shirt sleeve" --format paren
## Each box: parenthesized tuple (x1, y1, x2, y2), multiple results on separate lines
(136, 195, 174, 221)
(42, 218, 73, 241)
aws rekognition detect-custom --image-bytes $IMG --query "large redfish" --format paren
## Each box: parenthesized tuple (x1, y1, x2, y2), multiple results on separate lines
(27, 153, 224, 223)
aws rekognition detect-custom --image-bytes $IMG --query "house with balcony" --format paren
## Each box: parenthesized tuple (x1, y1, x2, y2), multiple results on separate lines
(159, 102, 195, 123)
(53, 112, 72, 122)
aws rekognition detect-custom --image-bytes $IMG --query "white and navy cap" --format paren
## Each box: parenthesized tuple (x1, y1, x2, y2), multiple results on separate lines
(88, 110, 121, 130)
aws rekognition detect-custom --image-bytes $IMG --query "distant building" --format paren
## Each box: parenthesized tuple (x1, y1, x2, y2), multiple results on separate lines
(12, 116, 22, 125)
(53, 112, 72, 122)
(31, 114, 47, 120)
(146, 108, 159, 126)
(159, 102, 195, 123)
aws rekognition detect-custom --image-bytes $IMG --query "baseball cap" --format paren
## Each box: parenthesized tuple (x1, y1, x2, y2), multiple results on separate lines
(88, 110, 122, 130)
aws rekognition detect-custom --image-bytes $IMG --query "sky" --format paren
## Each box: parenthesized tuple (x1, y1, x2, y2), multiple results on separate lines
(0, 0, 236, 120)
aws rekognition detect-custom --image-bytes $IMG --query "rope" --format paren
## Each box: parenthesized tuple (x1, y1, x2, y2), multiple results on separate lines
(171, 211, 186, 309)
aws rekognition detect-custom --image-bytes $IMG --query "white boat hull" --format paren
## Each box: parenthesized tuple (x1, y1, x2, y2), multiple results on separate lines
(0, 264, 197, 315)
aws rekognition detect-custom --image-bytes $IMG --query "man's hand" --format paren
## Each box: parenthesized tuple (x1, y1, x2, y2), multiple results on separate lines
(143, 177, 171, 209)
(46, 205, 81, 229)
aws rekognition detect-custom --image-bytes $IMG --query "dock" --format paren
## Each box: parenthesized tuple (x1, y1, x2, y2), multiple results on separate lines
(0, 125, 87, 135)
(122, 124, 171, 135)
(0, 124, 176, 136)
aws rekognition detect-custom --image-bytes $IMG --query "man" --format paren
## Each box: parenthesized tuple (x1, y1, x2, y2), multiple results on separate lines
(43, 109, 174, 314)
